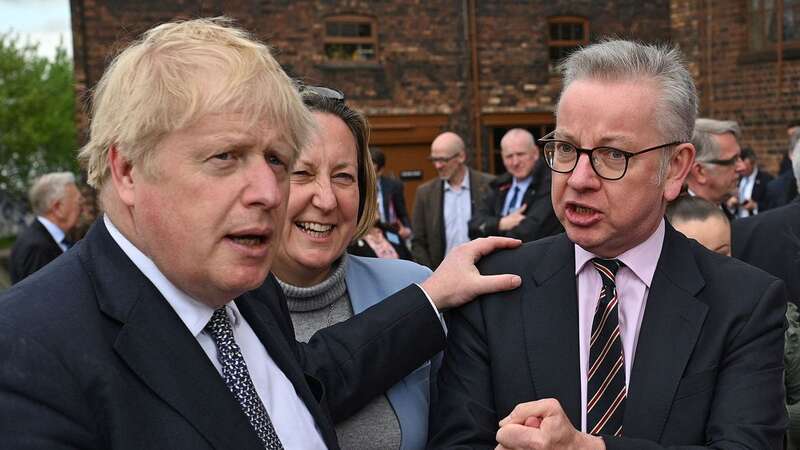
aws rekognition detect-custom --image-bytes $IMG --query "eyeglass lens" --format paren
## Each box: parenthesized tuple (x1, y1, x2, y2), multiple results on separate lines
(543, 142, 628, 179)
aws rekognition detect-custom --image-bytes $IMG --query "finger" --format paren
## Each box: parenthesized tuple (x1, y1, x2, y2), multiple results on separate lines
(518, 203, 527, 213)
(500, 398, 561, 426)
(524, 416, 542, 428)
(466, 237, 522, 261)
(472, 274, 522, 295)
(497, 423, 541, 449)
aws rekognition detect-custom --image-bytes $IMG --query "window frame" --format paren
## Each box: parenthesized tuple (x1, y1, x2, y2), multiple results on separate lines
(323, 15, 379, 63)
(547, 16, 590, 69)
(747, 0, 800, 51)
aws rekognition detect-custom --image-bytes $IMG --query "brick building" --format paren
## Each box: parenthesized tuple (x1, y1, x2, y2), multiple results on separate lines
(69, 0, 795, 211)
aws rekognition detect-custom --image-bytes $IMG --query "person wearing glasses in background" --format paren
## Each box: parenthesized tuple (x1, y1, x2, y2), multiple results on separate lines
(429, 39, 787, 449)
(271, 86, 439, 449)
(684, 119, 747, 220)
(411, 132, 494, 269)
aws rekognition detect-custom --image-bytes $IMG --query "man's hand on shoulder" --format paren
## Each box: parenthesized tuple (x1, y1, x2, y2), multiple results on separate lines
(421, 236, 522, 311)
(496, 399, 605, 450)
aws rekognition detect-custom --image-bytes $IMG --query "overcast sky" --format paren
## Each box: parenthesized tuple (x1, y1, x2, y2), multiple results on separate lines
(0, 0, 72, 60)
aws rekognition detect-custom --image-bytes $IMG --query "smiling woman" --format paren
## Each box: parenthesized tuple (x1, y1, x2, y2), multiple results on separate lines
(271, 88, 436, 450)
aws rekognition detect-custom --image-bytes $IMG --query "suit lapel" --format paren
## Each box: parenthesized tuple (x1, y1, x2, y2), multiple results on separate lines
(432, 179, 445, 260)
(623, 225, 707, 441)
(523, 235, 582, 427)
(236, 288, 339, 448)
(84, 221, 262, 450)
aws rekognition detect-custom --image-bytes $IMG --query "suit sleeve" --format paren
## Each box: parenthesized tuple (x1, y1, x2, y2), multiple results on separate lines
(411, 189, 434, 269)
(0, 322, 97, 449)
(296, 284, 446, 422)
(603, 278, 788, 450)
(428, 299, 500, 448)
(11, 242, 62, 284)
(468, 187, 502, 239)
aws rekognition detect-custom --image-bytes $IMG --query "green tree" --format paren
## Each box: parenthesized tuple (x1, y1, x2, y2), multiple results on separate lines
(0, 33, 77, 201)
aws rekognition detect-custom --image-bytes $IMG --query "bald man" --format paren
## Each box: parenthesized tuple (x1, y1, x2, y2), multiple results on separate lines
(469, 128, 562, 242)
(412, 132, 494, 269)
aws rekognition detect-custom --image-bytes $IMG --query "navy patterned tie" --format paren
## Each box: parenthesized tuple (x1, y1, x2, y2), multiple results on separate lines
(504, 186, 520, 216)
(206, 307, 284, 449)
(587, 258, 626, 437)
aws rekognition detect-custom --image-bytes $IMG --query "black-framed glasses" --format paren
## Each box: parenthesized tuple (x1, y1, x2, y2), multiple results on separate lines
(538, 131, 683, 181)
(427, 153, 459, 164)
(701, 152, 742, 167)
(298, 84, 345, 102)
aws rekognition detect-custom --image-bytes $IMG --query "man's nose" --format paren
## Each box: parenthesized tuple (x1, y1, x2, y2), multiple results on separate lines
(567, 153, 601, 190)
(243, 159, 282, 209)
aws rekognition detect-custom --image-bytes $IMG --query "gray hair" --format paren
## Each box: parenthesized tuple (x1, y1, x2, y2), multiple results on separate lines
(558, 39, 698, 143)
(29, 172, 77, 216)
(691, 118, 741, 162)
(558, 39, 697, 183)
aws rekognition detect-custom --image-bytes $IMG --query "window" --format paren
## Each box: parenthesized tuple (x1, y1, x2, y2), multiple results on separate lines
(324, 16, 377, 62)
(749, 0, 800, 50)
(548, 17, 589, 67)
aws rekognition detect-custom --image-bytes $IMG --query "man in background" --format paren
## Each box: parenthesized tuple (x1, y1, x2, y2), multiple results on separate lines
(370, 146, 411, 240)
(468, 128, 561, 242)
(412, 131, 493, 269)
(735, 147, 773, 217)
(685, 118, 746, 220)
(10, 171, 83, 283)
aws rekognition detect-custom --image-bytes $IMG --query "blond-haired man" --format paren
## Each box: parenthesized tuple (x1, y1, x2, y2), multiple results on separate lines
(0, 18, 520, 450)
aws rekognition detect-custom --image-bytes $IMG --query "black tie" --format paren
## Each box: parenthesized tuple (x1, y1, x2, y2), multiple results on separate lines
(504, 186, 520, 216)
(205, 307, 284, 449)
(587, 258, 626, 437)
(61, 237, 73, 249)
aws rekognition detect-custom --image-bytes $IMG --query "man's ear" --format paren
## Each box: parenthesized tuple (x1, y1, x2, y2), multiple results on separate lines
(109, 145, 136, 206)
(664, 143, 696, 202)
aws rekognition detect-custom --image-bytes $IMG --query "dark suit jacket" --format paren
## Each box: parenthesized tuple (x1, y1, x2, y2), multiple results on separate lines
(738, 169, 774, 215)
(411, 168, 494, 269)
(468, 161, 562, 242)
(379, 176, 411, 228)
(765, 170, 798, 210)
(9, 218, 64, 284)
(430, 225, 787, 449)
(733, 199, 800, 303)
(0, 220, 445, 449)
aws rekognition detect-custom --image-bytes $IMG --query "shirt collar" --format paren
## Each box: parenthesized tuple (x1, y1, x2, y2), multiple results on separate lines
(511, 175, 533, 193)
(444, 168, 470, 192)
(103, 214, 240, 337)
(37, 216, 65, 245)
(574, 218, 665, 288)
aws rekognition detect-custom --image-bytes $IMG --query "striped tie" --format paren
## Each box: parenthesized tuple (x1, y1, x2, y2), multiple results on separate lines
(587, 258, 626, 437)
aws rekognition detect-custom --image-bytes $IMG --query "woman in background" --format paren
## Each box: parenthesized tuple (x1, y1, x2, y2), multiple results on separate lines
(271, 86, 434, 450)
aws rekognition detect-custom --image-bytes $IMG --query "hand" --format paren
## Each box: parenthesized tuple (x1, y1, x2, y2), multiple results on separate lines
(742, 199, 757, 212)
(495, 399, 605, 450)
(498, 204, 528, 231)
(421, 237, 522, 310)
(397, 223, 412, 240)
(725, 196, 739, 210)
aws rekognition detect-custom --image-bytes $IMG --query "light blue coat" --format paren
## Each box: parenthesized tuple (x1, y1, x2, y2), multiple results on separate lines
(345, 254, 434, 450)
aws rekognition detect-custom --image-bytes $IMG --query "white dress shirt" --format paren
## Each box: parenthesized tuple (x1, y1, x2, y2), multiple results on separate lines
(738, 168, 759, 217)
(104, 215, 327, 450)
(37, 216, 67, 252)
(575, 219, 665, 432)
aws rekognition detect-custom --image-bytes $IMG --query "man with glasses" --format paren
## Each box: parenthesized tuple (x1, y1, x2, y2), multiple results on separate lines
(685, 119, 747, 220)
(430, 39, 786, 449)
(411, 131, 494, 269)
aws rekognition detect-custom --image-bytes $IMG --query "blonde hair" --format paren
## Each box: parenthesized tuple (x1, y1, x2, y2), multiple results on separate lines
(79, 17, 312, 189)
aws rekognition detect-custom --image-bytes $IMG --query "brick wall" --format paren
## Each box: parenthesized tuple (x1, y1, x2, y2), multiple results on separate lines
(671, 0, 800, 173)
(71, 0, 672, 154)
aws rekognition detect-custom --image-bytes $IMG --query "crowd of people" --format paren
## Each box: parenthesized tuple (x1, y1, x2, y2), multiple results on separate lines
(1, 16, 798, 450)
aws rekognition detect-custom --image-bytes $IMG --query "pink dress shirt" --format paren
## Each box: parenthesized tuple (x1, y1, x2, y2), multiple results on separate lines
(575, 219, 665, 432)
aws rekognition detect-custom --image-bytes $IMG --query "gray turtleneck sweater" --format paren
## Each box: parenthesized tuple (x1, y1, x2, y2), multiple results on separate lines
(276, 255, 402, 450)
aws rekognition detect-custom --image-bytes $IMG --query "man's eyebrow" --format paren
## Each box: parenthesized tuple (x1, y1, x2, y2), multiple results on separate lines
(553, 130, 635, 148)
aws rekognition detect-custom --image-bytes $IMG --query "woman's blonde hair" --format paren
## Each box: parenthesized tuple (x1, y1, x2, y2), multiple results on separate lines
(79, 17, 312, 189)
